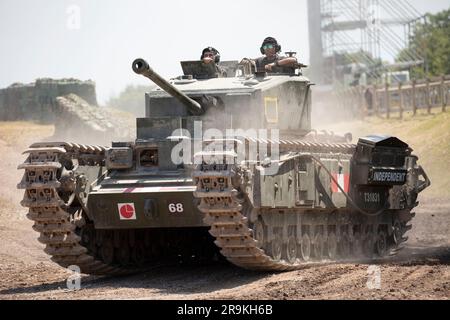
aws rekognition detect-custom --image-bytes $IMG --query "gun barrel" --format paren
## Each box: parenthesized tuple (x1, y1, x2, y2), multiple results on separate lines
(132, 58, 203, 115)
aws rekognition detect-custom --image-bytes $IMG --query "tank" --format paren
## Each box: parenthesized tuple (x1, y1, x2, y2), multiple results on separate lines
(17, 57, 430, 274)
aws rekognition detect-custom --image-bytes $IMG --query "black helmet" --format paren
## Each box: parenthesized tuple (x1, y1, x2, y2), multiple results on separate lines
(260, 37, 281, 55)
(201, 47, 221, 63)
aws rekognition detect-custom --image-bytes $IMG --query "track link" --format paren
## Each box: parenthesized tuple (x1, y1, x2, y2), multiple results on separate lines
(18, 142, 127, 275)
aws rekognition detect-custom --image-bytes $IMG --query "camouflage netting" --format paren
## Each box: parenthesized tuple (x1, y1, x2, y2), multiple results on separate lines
(53, 94, 135, 145)
(0, 78, 97, 123)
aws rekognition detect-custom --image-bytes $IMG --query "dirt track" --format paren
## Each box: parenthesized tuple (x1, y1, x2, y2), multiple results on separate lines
(0, 122, 448, 300)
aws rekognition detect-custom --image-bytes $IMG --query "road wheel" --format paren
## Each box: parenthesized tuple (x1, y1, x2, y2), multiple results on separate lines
(363, 232, 375, 258)
(313, 233, 324, 260)
(271, 237, 282, 262)
(286, 236, 298, 264)
(392, 220, 403, 245)
(353, 232, 364, 257)
(339, 232, 350, 258)
(327, 232, 337, 260)
(253, 220, 265, 249)
(376, 231, 388, 257)
(300, 234, 311, 262)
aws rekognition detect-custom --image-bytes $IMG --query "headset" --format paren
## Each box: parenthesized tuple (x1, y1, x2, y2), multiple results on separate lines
(201, 47, 221, 64)
(260, 37, 281, 55)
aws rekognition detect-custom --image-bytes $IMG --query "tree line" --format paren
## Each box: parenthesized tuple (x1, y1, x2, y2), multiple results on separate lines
(397, 8, 450, 78)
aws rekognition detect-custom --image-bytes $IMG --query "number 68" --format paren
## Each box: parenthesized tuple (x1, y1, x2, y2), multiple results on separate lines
(168, 203, 184, 213)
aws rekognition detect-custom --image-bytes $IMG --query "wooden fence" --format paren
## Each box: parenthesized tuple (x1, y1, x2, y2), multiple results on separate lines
(335, 75, 450, 119)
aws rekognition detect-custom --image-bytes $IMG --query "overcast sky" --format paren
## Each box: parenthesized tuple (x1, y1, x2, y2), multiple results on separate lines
(0, 0, 448, 104)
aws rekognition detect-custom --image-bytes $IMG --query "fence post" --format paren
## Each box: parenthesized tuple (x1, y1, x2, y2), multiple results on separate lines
(385, 82, 390, 119)
(373, 84, 378, 117)
(412, 79, 417, 116)
(399, 82, 403, 119)
(442, 75, 446, 112)
(426, 77, 431, 114)
(360, 86, 366, 119)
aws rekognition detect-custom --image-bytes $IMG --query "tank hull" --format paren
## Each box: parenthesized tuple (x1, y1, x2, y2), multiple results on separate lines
(88, 185, 203, 229)
(190, 136, 428, 270)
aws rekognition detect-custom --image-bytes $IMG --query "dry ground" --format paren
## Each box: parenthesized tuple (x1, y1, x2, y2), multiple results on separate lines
(0, 120, 448, 300)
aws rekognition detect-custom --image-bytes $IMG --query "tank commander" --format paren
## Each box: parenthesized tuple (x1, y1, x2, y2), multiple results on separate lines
(200, 46, 227, 78)
(249, 37, 298, 74)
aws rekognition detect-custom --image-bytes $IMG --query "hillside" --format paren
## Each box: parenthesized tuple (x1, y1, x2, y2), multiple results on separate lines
(316, 108, 450, 198)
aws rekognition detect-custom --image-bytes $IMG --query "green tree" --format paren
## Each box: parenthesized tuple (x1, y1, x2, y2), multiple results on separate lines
(397, 9, 450, 78)
(106, 85, 153, 117)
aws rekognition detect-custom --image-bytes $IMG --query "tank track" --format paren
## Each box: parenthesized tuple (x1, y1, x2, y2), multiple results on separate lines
(192, 139, 412, 271)
(18, 142, 132, 275)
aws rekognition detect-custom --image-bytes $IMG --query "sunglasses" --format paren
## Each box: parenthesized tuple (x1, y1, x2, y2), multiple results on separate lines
(263, 44, 275, 50)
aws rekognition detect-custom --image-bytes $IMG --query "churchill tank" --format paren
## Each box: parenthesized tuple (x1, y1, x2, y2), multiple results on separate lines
(18, 57, 430, 274)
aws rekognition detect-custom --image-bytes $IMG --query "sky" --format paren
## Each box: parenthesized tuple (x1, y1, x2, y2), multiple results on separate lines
(0, 0, 449, 104)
